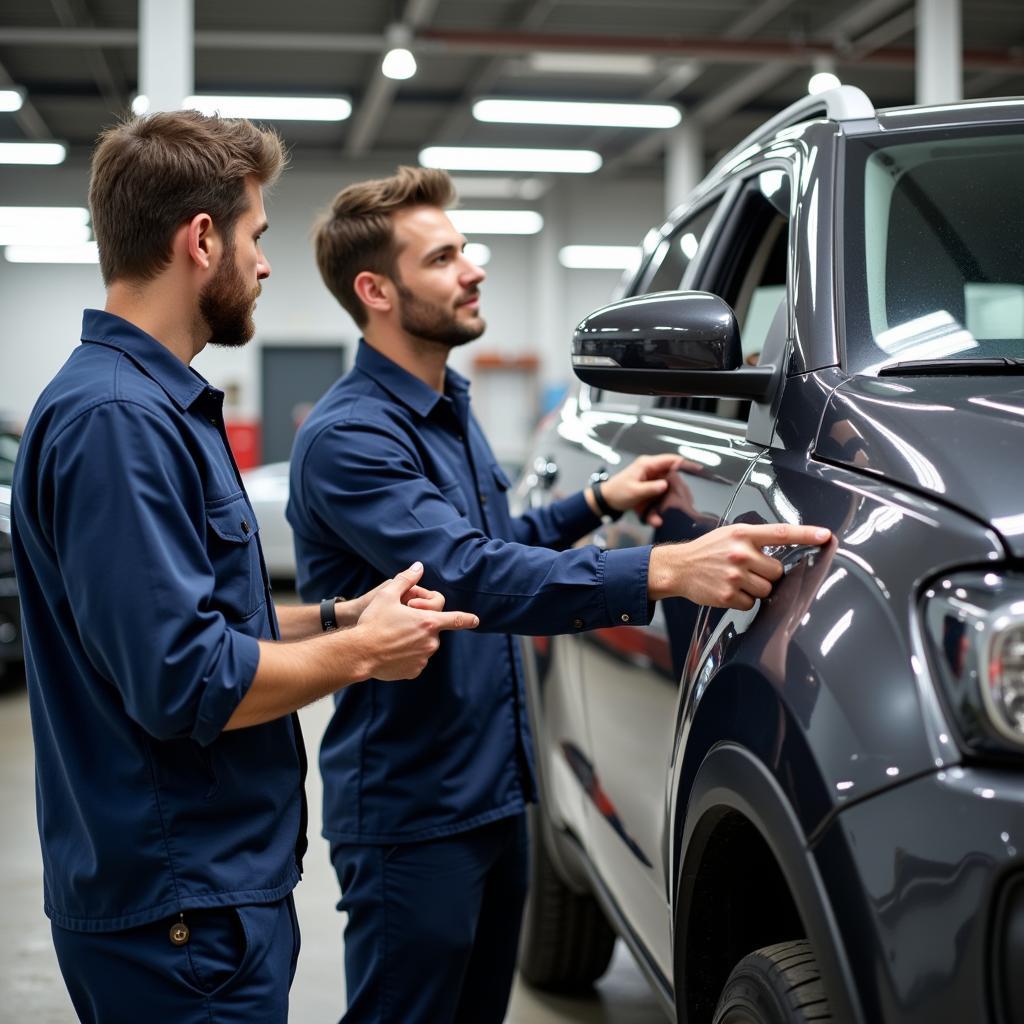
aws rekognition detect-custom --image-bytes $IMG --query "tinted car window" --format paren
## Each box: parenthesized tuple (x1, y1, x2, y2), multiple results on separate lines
(843, 128, 1024, 374)
(642, 199, 720, 296)
(660, 171, 791, 419)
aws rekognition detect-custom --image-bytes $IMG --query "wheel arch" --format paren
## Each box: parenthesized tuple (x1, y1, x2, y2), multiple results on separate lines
(673, 742, 865, 1024)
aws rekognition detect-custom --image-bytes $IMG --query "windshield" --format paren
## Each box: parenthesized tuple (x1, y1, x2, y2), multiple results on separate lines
(843, 127, 1024, 374)
(0, 432, 19, 488)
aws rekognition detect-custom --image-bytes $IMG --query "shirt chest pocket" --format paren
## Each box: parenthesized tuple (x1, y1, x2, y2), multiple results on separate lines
(205, 494, 265, 621)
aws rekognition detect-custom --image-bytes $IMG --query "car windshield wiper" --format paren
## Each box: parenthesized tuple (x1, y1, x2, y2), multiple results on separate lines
(878, 356, 1024, 376)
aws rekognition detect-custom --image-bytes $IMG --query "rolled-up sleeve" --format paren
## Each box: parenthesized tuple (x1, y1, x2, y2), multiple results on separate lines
(42, 400, 259, 745)
(298, 420, 653, 636)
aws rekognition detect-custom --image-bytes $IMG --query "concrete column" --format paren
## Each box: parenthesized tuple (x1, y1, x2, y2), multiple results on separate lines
(916, 0, 961, 104)
(535, 181, 569, 411)
(139, 0, 192, 112)
(665, 120, 703, 218)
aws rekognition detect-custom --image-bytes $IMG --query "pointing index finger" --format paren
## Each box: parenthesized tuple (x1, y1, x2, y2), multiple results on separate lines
(741, 523, 831, 546)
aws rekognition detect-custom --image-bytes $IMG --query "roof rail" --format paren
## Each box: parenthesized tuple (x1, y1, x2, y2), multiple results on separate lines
(708, 85, 876, 178)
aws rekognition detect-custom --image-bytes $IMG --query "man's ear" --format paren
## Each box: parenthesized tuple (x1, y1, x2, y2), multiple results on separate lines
(185, 212, 216, 271)
(353, 270, 393, 315)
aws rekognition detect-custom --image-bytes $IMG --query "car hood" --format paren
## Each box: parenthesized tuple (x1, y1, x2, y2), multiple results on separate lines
(815, 375, 1024, 556)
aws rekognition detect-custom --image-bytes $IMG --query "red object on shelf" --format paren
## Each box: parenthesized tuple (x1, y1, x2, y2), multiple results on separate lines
(225, 420, 262, 471)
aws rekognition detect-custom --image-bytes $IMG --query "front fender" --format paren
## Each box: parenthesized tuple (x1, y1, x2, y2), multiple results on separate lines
(676, 742, 865, 1024)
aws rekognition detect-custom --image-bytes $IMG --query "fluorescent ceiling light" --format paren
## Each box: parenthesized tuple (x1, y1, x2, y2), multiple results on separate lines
(527, 53, 655, 76)
(382, 48, 417, 81)
(807, 72, 842, 95)
(133, 94, 351, 121)
(0, 141, 67, 165)
(186, 95, 351, 121)
(474, 98, 681, 129)
(450, 176, 548, 200)
(421, 146, 601, 174)
(559, 245, 641, 270)
(0, 224, 91, 246)
(5, 241, 99, 264)
(0, 89, 25, 112)
(0, 206, 89, 226)
(448, 210, 544, 235)
(463, 243, 491, 266)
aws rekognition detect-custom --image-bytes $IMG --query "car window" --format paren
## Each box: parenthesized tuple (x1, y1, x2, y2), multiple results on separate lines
(642, 198, 721, 295)
(660, 170, 791, 420)
(843, 129, 1024, 374)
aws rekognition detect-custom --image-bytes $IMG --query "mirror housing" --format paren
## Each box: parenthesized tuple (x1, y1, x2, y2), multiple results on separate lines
(571, 290, 779, 400)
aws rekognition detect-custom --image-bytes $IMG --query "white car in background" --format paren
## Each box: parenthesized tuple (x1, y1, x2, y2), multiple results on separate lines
(241, 461, 295, 584)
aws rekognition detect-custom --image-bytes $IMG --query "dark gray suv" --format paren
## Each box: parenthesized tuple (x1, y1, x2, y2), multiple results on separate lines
(516, 88, 1024, 1024)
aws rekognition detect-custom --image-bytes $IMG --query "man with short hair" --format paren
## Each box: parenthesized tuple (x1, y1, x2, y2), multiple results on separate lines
(12, 117, 475, 1024)
(288, 166, 830, 1024)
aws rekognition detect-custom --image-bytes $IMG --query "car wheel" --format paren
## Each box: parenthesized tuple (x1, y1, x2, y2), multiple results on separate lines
(712, 940, 832, 1023)
(517, 805, 617, 991)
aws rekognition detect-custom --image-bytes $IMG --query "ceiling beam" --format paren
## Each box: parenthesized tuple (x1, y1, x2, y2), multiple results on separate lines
(49, 0, 123, 112)
(344, 0, 441, 157)
(0, 25, 1018, 74)
(0, 56, 51, 139)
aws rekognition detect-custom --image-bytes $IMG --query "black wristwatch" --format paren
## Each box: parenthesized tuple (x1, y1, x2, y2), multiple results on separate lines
(590, 479, 624, 523)
(320, 596, 345, 632)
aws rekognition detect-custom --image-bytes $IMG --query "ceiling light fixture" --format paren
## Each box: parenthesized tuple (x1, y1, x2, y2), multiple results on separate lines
(0, 224, 92, 246)
(0, 206, 90, 226)
(0, 88, 25, 113)
(473, 98, 681, 129)
(450, 176, 548, 201)
(463, 243, 491, 266)
(132, 94, 351, 121)
(5, 241, 99, 264)
(558, 245, 641, 270)
(421, 146, 602, 174)
(447, 210, 544, 235)
(527, 53, 656, 77)
(382, 47, 417, 81)
(0, 141, 67, 165)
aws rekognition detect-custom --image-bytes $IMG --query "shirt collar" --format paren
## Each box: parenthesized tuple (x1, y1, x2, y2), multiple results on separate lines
(80, 309, 214, 411)
(354, 339, 470, 420)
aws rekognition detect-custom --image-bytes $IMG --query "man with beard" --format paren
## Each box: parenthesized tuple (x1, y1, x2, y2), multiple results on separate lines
(11, 117, 476, 1024)
(287, 167, 830, 1024)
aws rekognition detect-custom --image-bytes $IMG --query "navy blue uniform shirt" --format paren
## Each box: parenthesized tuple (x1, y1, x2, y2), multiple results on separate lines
(287, 340, 652, 844)
(12, 310, 306, 932)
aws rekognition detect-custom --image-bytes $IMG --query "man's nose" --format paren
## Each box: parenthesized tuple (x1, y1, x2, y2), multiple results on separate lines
(258, 255, 271, 280)
(462, 259, 485, 285)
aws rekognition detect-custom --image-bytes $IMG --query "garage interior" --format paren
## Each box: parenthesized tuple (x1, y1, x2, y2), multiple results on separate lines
(1, 1, 1022, 1021)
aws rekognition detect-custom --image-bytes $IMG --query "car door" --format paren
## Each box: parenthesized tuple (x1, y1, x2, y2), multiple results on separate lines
(577, 165, 796, 980)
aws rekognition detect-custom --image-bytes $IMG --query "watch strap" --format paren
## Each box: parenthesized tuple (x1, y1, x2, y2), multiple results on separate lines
(591, 480, 624, 522)
(320, 596, 344, 632)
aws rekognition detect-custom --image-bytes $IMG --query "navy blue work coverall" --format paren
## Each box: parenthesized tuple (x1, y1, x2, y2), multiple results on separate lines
(12, 310, 307, 1024)
(286, 340, 653, 1023)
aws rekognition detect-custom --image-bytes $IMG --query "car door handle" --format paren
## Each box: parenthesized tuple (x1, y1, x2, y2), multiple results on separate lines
(533, 455, 559, 490)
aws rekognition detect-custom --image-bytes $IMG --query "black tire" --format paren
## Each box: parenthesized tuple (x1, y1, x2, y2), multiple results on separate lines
(712, 940, 833, 1024)
(517, 805, 617, 992)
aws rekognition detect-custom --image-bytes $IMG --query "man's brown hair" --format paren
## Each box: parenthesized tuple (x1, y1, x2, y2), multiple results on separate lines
(314, 166, 456, 327)
(88, 110, 286, 285)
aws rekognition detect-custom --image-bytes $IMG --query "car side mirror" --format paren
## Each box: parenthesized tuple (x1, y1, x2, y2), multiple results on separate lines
(571, 290, 780, 400)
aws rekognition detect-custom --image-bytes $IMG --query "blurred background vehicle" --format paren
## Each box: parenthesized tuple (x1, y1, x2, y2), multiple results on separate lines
(0, 426, 23, 686)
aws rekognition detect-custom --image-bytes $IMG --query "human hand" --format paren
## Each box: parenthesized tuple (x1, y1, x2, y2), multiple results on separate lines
(647, 523, 832, 610)
(351, 562, 477, 680)
(345, 577, 446, 623)
(598, 455, 685, 519)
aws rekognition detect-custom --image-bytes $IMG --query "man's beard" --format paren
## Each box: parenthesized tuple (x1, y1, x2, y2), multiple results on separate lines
(395, 279, 485, 349)
(201, 244, 259, 349)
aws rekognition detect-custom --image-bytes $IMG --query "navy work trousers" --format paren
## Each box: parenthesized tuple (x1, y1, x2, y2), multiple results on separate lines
(333, 813, 529, 1024)
(51, 895, 300, 1024)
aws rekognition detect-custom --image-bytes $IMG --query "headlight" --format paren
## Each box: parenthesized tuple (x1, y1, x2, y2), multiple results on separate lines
(923, 570, 1024, 753)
